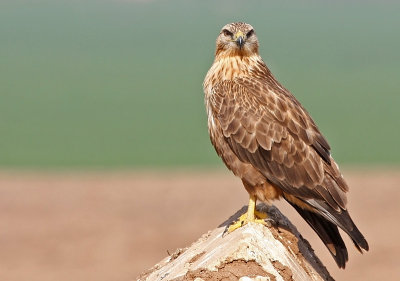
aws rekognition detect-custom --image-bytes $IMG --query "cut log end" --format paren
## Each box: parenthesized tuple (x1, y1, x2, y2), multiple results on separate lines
(137, 204, 334, 281)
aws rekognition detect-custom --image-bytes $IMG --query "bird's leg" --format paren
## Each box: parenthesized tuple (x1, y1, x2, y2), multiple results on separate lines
(247, 194, 256, 221)
(227, 194, 268, 233)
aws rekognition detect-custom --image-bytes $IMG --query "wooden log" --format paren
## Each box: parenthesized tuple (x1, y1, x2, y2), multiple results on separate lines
(137, 204, 334, 281)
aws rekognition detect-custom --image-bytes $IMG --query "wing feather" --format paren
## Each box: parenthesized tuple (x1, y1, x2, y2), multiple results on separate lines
(210, 79, 348, 211)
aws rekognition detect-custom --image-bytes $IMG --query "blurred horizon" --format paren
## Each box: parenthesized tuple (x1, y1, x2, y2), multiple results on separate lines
(1, 4, 400, 281)
(1, 0, 399, 169)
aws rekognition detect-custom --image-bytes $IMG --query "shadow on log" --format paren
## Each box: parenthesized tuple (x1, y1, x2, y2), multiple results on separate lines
(137, 204, 334, 281)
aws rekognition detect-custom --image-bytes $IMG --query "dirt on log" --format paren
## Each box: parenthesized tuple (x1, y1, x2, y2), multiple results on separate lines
(137, 204, 334, 281)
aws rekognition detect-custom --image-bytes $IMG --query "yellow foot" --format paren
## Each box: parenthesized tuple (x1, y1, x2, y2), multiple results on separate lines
(227, 210, 268, 233)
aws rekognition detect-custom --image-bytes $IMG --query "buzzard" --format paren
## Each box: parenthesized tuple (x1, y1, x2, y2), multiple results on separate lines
(203, 22, 368, 268)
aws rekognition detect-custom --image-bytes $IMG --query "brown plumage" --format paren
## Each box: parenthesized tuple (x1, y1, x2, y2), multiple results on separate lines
(203, 22, 368, 268)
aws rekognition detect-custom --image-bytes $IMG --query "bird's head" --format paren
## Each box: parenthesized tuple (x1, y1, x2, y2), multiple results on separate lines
(215, 22, 259, 58)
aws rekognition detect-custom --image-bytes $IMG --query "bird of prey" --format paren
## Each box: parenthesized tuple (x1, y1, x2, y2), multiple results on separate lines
(203, 22, 368, 268)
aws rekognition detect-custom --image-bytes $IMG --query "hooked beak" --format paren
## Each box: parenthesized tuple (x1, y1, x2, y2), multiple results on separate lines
(234, 31, 245, 49)
(237, 36, 244, 49)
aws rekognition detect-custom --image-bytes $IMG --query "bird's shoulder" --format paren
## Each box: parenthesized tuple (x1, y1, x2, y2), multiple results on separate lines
(209, 68, 330, 158)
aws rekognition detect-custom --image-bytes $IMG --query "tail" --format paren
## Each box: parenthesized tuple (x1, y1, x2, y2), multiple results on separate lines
(285, 198, 369, 269)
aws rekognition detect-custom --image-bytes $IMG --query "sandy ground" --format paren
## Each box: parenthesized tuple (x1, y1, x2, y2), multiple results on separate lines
(0, 168, 399, 281)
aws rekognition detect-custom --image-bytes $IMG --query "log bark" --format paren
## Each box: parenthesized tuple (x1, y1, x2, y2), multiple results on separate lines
(137, 204, 334, 281)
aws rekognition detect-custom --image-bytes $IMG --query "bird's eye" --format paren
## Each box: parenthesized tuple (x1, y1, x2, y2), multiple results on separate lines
(222, 29, 233, 37)
(246, 29, 254, 38)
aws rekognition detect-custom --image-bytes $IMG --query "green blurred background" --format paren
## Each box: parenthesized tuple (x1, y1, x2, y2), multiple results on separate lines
(1, 0, 399, 169)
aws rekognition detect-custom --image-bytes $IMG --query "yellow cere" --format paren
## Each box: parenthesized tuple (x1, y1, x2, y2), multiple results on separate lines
(233, 31, 244, 40)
